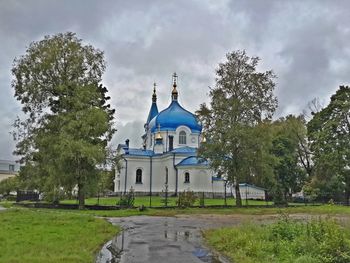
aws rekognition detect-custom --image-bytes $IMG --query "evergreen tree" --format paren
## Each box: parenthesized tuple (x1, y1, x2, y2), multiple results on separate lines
(307, 86, 350, 203)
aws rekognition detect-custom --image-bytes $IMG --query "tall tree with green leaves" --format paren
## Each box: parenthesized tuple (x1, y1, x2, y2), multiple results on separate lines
(12, 32, 115, 208)
(197, 50, 278, 206)
(307, 86, 350, 203)
(270, 115, 307, 204)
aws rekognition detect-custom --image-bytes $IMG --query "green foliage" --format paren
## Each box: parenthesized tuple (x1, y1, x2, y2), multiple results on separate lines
(117, 188, 135, 208)
(42, 186, 66, 203)
(303, 183, 319, 202)
(307, 86, 350, 203)
(197, 50, 278, 206)
(199, 192, 205, 207)
(161, 183, 170, 207)
(176, 190, 197, 207)
(0, 176, 19, 195)
(270, 115, 308, 204)
(97, 169, 115, 194)
(205, 216, 350, 263)
(12, 32, 115, 208)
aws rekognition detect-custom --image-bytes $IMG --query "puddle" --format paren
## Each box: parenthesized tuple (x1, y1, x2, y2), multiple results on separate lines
(164, 230, 191, 241)
(96, 232, 125, 263)
(96, 216, 229, 263)
(193, 247, 222, 263)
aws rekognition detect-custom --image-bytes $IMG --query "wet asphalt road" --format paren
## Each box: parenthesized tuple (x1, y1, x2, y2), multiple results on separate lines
(95, 213, 321, 263)
(96, 215, 236, 263)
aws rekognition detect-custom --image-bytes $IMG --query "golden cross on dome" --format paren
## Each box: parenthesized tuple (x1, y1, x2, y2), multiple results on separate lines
(152, 82, 157, 102)
(172, 72, 178, 87)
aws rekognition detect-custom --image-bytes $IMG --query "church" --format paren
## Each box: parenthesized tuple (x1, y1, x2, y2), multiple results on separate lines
(114, 74, 265, 199)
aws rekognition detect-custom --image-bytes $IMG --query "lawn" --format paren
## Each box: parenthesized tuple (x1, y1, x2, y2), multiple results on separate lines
(2, 202, 350, 263)
(0, 208, 119, 263)
(204, 216, 350, 263)
(60, 196, 273, 207)
(20, 203, 350, 218)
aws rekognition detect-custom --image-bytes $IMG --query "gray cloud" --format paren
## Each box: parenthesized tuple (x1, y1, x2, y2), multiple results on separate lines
(1, 0, 350, 159)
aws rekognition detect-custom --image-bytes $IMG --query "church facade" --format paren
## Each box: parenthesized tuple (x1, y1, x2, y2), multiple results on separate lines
(114, 74, 226, 195)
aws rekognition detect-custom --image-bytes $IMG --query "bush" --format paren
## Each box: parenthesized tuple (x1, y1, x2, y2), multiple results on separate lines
(117, 188, 134, 208)
(176, 190, 197, 208)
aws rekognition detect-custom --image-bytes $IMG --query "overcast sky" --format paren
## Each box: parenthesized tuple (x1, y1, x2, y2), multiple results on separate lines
(1, 0, 350, 159)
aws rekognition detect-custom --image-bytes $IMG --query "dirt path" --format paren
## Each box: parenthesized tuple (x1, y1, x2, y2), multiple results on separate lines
(96, 213, 350, 263)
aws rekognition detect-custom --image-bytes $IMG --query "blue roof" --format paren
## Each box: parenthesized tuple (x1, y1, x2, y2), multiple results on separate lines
(212, 176, 225, 181)
(171, 146, 197, 154)
(149, 100, 202, 133)
(176, 156, 208, 167)
(122, 146, 197, 157)
(146, 102, 159, 124)
(126, 148, 154, 156)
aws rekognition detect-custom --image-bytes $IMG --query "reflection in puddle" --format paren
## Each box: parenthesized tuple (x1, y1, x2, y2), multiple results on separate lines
(193, 247, 222, 263)
(97, 217, 226, 263)
(96, 231, 125, 263)
(164, 230, 191, 241)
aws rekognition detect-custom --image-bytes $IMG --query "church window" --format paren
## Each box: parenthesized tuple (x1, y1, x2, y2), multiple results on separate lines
(136, 169, 142, 184)
(179, 131, 186, 145)
(184, 172, 190, 183)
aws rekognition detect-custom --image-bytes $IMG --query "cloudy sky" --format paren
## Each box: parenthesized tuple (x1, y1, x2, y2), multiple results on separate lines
(1, 0, 350, 159)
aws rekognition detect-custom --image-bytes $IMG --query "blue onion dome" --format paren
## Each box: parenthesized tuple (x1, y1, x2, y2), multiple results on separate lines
(149, 73, 202, 133)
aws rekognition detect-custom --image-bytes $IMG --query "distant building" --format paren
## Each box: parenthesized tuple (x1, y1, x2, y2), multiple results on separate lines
(0, 160, 19, 182)
(236, 183, 266, 200)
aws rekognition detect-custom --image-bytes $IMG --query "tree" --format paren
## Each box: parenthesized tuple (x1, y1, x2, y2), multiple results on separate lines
(0, 177, 19, 196)
(270, 116, 307, 204)
(197, 50, 278, 206)
(307, 86, 350, 203)
(12, 32, 115, 208)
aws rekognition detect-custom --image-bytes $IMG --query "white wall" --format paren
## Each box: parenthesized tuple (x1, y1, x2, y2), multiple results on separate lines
(115, 154, 265, 200)
(237, 185, 265, 200)
(116, 154, 227, 194)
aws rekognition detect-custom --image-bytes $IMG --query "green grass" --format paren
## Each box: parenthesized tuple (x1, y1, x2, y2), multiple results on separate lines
(204, 216, 350, 263)
(2, 202, 350, 262)
(0, 208, 119, 263)
(60, 196, 272, 207)
(3, 200, 350, 218)
(17, 204, 350, 218)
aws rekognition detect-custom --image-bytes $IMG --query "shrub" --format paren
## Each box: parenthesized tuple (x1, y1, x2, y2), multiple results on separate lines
(176, 190, 197, 208)
(117, 188, 134, 208)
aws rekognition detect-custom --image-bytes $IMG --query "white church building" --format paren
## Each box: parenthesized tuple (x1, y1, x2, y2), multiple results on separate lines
(114, 74, 265, 199)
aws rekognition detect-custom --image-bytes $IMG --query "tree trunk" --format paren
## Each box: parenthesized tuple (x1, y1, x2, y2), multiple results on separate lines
(78, 183, 85, 209)
(235, 183, 242, 207)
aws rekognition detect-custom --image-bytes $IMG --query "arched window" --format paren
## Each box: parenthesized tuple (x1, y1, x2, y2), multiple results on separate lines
(136, 169, 142, 184)
(179, 131, 187, 145)
(184, 172, 190, 183)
